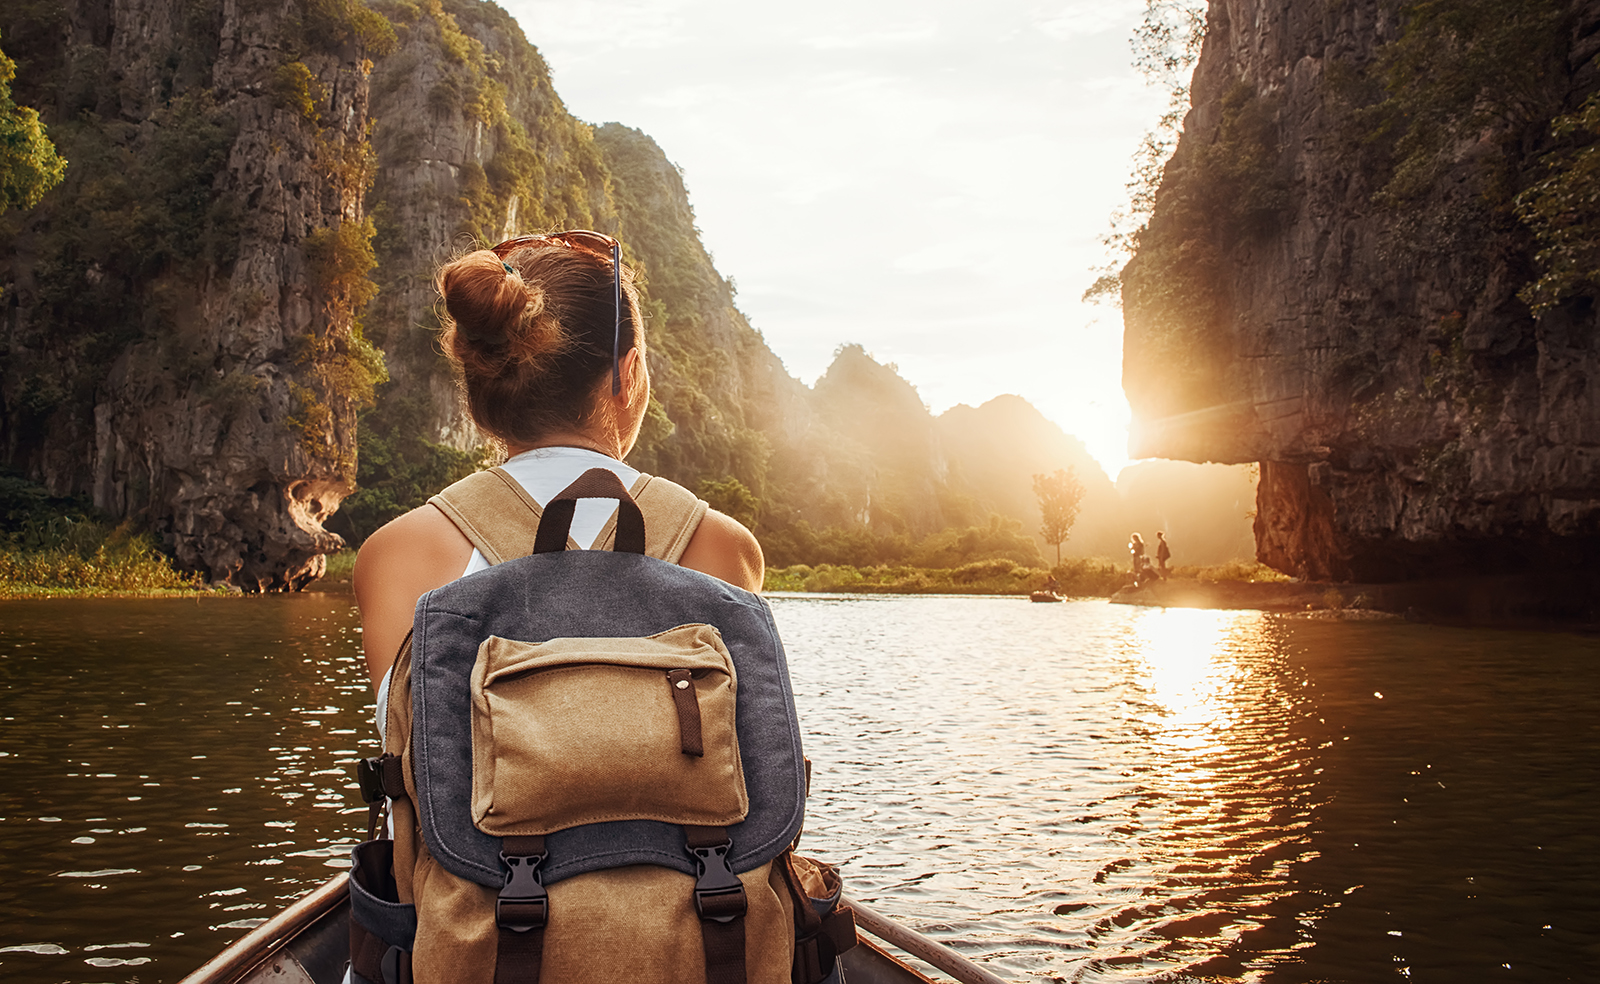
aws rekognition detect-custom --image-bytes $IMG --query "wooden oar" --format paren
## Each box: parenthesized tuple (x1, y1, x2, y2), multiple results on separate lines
(845, 896, 1011, 984)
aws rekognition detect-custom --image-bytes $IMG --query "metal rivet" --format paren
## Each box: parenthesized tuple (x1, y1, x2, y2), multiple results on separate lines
(675, 680, 690, 690)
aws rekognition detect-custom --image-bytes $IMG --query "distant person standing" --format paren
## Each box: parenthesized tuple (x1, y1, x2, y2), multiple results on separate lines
(1156, 531, 1171, 578)
(1129, 532, 1146, 579)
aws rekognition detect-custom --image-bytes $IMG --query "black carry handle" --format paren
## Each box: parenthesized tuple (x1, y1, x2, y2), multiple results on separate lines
(533, 467, 646, 555)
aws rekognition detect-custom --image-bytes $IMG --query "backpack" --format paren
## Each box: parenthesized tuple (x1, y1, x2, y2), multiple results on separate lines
(347, 467, 856, 984)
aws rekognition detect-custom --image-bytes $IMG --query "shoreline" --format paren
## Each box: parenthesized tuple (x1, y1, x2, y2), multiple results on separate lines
(1111, 573, 1600, 631)
(0, 585, 234, 600)
(13, 567, 1597, 632)
(1111, 578, 1347, 612)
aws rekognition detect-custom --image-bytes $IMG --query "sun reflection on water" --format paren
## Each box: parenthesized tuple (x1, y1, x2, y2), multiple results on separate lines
(1119, 608, 1260, 744)
(1088, 608, 1321, 979)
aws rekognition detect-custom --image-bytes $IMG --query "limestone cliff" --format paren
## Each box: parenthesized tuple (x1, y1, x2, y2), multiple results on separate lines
(1, 0, 389, 589)
(3, 0, 1259, 586)
(1122, 0, 1600, 580)
(360, 0, 613, 450)
(593, 123, 819, 521)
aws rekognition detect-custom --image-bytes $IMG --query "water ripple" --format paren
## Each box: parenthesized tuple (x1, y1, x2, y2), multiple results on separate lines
(2, 594, 1597, 983)
(772, 595, 1600, 983)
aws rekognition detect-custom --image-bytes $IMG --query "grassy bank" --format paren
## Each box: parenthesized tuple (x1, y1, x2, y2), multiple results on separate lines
(1, 475, 220, 599)
(1167, 560, 1292, 584)
(766, 558, 1112, 596)
(763, 557, 1289, 596)
(766, 559, 1061, 595)
(0, 532, 218, 598)
(311, 550, 358, 593)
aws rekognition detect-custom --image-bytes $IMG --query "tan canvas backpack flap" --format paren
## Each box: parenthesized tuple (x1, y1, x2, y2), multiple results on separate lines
(347, 468, 855, 984)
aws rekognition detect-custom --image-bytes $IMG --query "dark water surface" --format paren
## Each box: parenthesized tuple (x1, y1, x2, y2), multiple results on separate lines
(0, 594, 1596, 982)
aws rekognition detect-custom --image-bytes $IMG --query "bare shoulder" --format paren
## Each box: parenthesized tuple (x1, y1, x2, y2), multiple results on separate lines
(678, 508, 765, 594)
(353, 504, 475, 690)
(354, 504, 474, 596)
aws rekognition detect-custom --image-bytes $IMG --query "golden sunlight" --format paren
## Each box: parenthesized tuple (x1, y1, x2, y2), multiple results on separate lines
(1119, 608, 1258, 747)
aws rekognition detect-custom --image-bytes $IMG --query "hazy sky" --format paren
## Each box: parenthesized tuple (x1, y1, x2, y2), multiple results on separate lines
(498, 0, 1166, 477)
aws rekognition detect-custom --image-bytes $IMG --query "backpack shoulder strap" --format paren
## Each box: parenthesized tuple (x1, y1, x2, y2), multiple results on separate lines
(592, 473, 709, 563)
(426, 467, 579, 564)
(428, 468, 708, 565)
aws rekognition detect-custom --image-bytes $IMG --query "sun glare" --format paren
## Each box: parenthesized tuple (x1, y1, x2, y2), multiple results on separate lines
(1120, 608, 1255, 746)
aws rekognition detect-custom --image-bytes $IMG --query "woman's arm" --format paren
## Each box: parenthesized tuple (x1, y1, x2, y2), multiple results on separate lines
(352, 505, 475, 692)
(677, 508, 765, 594)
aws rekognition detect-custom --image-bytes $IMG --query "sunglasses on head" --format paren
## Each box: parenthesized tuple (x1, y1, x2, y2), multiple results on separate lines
(491, 230, 624, 396)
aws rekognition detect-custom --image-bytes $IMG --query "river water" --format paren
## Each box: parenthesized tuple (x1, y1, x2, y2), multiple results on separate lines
(0, 593, 1595, 983)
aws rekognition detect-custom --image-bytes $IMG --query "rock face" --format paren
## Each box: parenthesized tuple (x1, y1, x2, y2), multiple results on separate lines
(1, 0, 386, 588)
(3, 0, 1262, 584)
(1122, 0, 1600, 580)
(592, 123, 814, 517)
(362, 0, 615, 449)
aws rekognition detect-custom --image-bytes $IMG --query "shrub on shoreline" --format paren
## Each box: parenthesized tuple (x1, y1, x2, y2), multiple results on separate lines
(764, 557, 1125, 596)
(1, 475, 213, 598)
(0, 533, 212, 597)
(764, 561, 1047, 595)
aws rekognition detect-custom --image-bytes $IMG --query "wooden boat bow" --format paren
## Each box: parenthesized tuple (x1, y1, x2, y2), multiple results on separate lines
(179, 873, 1013, 984)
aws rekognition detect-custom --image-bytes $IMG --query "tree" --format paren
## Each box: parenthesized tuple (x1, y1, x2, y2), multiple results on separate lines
(1083, 0, 1207, 305)
(0, 30, 66, 213)
(1033, 468, 1086, 566)
(697, 476, 759, 529)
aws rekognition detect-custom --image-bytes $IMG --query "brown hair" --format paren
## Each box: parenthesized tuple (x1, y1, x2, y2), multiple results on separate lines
(436, 240, 643, 447)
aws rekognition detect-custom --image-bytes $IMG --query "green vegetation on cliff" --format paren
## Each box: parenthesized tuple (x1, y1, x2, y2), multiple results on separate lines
(343, 0, 615, 540)
(1516, 80, 1600, 314)
(0, 29, 64, 213)
(1, 0, 394, 587)
(1120, 78, 1286, 419)
(1343, 0, 1596, 314)
(1368, 0, 1569, 204)
(0, 13, 244, 468)
(330, 392, 481, 543)
(599, 123, 776, 505)
(371, 0, 605, 242)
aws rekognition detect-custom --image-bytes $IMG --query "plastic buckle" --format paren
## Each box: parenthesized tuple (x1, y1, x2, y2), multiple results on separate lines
(688, 838, 747, 923)
(380, 944, 413, 984)
(355, 756, 388, 805)
(496, 848, 548, 932)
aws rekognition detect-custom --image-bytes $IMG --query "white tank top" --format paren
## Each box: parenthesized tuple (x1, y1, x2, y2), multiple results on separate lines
(458, 446, 641, 577)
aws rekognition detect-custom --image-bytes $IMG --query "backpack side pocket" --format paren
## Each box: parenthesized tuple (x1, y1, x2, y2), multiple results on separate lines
(349, 840, 418, 984)
(783, 853, 857, 984)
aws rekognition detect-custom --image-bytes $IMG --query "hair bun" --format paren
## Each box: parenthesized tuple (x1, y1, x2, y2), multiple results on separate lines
(440, 250, 528, 348)
(438, 249, 567, 374)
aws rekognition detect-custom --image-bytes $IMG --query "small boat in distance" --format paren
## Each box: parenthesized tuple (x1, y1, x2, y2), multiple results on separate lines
(177, 873, 1011, 984)
(1029, 590, 1063, 603)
